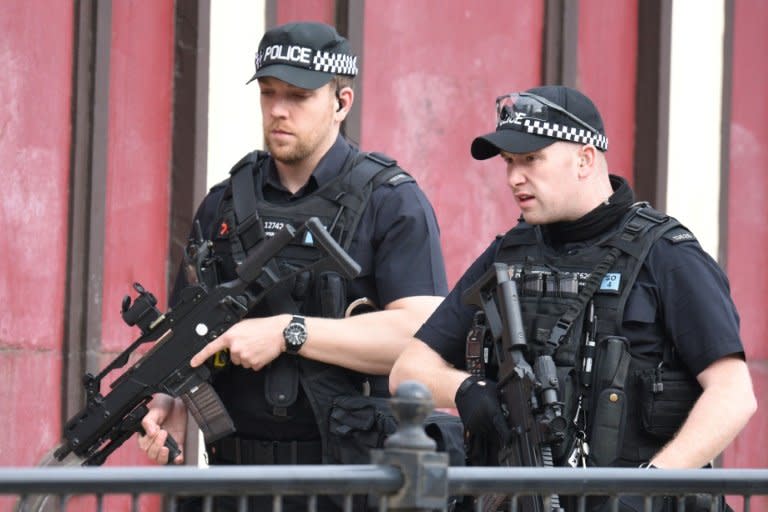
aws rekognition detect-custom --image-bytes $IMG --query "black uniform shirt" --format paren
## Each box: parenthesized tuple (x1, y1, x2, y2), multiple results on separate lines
(417, 222, 744, 380)
(175, 135, 448, 439)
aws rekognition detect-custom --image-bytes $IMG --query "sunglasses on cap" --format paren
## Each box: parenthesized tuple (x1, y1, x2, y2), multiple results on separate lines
(495, 92, 608, 151)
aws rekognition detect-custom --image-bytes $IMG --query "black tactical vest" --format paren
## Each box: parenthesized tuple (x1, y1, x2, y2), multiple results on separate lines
(208, 149, 413, 459)
(479, 203, 700, 466)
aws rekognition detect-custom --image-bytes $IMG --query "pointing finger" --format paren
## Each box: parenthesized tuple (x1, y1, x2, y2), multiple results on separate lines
(190, 337, 227, 368)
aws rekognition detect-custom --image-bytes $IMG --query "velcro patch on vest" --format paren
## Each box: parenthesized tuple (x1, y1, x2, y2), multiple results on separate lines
(599, 272, 621, 294)
(262, 218, 292, 238)
(387, 172, 412, 186)
(663, 227, 697, 244)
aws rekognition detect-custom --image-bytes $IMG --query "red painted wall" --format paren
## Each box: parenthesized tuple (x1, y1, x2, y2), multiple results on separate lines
(577, 0, 638, 185)
(359, 0, 544, 286)
(275, 0, 334, 25)
(100, 1, 175, 357)
(0, 1, 73, 509)
(98, 0, 175, 479)
(0, 0, 73, 462)
(725, 0, 768, 475)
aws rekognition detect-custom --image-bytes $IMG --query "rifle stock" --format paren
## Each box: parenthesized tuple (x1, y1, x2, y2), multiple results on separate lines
(54, 217, 360, 466)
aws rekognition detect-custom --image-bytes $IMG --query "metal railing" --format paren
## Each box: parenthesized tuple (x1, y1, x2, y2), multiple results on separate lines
(4, 382, 767, 512)
(5, 465, 768, 512)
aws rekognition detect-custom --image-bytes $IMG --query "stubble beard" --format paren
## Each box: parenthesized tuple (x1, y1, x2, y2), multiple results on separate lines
(265, 120, 334, 166)
(264, 136, 314, 165)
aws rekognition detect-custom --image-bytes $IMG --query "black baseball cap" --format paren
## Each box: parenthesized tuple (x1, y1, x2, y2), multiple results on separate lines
(471, 85, 608, 160)
(246, 22, 358, 89)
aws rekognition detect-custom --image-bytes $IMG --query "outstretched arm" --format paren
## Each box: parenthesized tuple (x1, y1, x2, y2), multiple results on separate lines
(189, 295, 445, 375)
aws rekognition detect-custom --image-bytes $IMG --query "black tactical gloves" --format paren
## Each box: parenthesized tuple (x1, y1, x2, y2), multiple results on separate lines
(454, 376, 510, 441)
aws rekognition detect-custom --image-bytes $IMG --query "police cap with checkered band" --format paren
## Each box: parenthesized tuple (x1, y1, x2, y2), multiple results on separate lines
(471, 85, 609, 160)
(247, 22, 358, 89)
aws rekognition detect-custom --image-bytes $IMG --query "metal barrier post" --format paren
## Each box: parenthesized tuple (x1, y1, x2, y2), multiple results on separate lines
(370, 381, 449, 511)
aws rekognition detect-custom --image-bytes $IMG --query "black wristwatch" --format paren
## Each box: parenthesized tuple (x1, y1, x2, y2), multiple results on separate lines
(283, 315, 308, 354)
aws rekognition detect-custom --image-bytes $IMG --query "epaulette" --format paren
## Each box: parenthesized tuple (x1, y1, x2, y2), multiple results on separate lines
(364, 152, 415, 188)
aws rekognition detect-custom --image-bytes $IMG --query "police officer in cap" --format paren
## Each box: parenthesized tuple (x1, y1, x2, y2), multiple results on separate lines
(138, 21, 449, 511)
(390, 85, 756, 511)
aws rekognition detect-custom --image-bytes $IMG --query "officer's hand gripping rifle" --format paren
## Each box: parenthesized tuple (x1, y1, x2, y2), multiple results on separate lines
(53, 217, 360, 467)
(462, 263, 568, 512)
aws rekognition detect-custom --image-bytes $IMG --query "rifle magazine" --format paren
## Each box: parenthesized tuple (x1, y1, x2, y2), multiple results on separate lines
(182, 382, 235, 444)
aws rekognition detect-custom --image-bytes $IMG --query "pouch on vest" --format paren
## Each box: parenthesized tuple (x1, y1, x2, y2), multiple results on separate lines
(518, 294, 586, 364)
(423, 411, 466, 467)
(328, 396, 466, 466)
(589, 335, 631, 466)
(328, 395, 397, 465)
(312, 271, 347, 319)
(637, 365, 701, 440)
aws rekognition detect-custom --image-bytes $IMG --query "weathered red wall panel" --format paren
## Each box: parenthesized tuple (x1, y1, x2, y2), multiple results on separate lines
(0, 0, 73, 483)
(99, 0, 175, 481)
(359, 0, 544, 286)
(275, 0, 334, 25)
(577, 0, 638, 185)
(725, 0, 768, 473)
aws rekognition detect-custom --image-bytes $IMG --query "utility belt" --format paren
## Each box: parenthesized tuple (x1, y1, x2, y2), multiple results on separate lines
(207, 436, 323, 465)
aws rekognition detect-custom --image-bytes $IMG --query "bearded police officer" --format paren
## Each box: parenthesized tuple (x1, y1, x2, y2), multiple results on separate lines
(138, 22, 449, 511)
(390, 85, 756, 511)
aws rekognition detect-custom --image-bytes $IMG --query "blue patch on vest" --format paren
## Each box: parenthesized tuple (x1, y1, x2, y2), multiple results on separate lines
(600, 273, 621, 292)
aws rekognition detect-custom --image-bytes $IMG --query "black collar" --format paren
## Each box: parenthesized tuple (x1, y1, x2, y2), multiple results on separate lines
(540, 175, 635, 244)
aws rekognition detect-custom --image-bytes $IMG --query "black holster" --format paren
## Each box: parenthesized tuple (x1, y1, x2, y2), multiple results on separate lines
(588, 336, 631, 466)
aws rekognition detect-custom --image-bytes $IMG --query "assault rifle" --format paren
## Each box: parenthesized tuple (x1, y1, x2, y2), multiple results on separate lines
(53, 217, 360, 466)
(462, 263, 568, 512)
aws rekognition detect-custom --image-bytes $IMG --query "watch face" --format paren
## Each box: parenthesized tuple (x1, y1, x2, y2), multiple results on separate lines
(284, 321, 308, 352)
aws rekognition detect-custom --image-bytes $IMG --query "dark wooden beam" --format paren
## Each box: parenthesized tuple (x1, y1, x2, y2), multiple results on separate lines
(62, 0, 111, 423)
(542, 0, 580, 86)
(633, 0, 672, 210)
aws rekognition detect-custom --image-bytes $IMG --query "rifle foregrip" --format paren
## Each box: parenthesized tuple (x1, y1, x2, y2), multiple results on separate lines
(181, 381, 235, 444)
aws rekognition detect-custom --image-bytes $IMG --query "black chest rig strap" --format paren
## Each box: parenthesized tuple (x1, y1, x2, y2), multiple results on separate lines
(547, 247, 620, 350)
(325, 152, 414, 250)
(229, 150, 269, 265)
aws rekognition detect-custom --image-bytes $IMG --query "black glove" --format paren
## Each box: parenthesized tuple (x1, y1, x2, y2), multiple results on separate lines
(454, 376, 510, 441)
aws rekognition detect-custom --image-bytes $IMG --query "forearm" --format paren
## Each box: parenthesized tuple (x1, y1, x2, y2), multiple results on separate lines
(390, 339, 469, 407)
(300, 296, 444, 374)
(651, 356, 756, 468)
